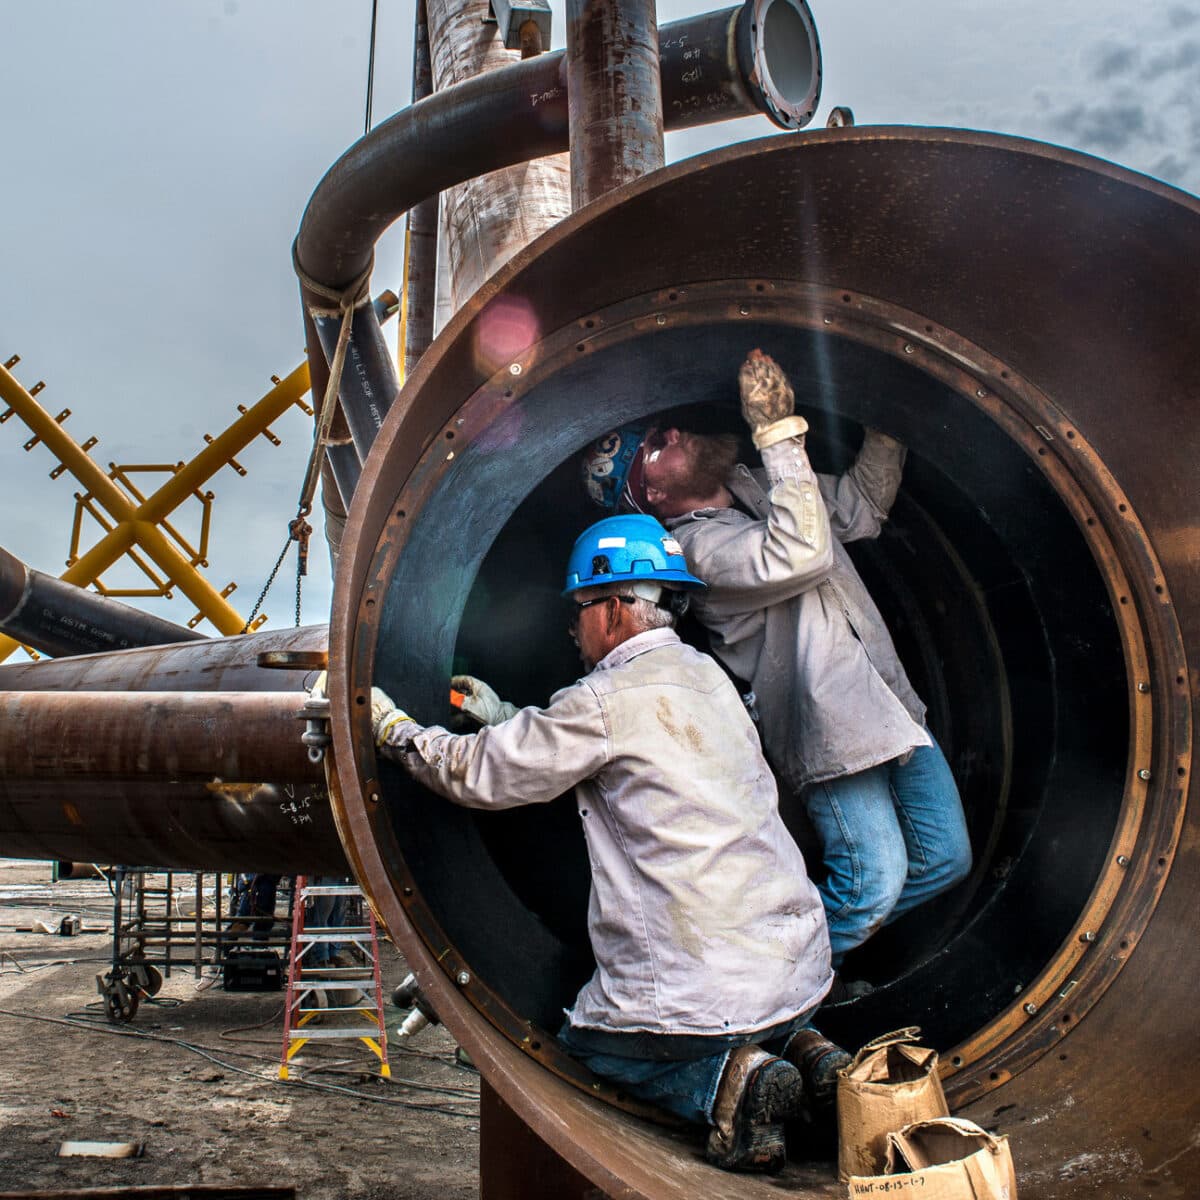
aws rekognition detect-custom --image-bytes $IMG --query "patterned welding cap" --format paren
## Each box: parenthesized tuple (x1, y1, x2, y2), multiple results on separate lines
(581, 425, 649, 513)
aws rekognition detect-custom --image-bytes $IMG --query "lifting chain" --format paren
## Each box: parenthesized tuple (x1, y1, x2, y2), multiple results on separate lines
(239, 263, 369, 634)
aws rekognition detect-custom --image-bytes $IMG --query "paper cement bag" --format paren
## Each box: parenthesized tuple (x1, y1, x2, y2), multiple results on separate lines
(837, 1027, 950, 1181)
(847, 1116, 1018, 1199)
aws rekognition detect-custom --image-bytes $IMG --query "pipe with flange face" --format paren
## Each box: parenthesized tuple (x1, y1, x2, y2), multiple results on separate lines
(296, 1, 820, 290)
(0, 544, 204, 659)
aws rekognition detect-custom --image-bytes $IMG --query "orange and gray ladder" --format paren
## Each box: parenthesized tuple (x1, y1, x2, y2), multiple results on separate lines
(279, 876, 390, 1080)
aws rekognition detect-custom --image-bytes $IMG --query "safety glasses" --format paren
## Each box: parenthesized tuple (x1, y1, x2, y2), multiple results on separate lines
(567, 594, 637, 633)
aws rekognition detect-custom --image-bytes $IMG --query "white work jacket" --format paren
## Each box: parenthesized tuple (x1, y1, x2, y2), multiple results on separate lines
(391, 628, 832, 1037)
(668, 432, 930, 791)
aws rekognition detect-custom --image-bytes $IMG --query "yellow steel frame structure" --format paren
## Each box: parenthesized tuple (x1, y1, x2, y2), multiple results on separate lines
(0, 355, 314, 663)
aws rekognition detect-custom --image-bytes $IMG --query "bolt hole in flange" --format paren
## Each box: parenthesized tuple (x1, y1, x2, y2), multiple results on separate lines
(334, 134, 1195, 1133)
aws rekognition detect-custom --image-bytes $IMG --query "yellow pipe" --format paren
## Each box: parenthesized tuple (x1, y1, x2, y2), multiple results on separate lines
(399, 224, 412, 385)
(36, 366, 311, 605)
(0, 364, 144, 523)
(0, 361, 315, 655)
(135, 363, 311, 524)
(129, 521, 246, 635)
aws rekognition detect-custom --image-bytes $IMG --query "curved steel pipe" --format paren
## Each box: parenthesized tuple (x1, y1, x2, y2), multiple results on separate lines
(329, 131, 1199, 1195)
(295, 1, 821, 291)
(0, 544, 204, 658)
(296, 0, 821, 565)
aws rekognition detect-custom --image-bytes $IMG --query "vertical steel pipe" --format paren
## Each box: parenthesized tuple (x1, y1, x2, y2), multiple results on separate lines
(565, 0, 665, 209)
(310, 294, 399, 461)
(404, 0, 440, 381)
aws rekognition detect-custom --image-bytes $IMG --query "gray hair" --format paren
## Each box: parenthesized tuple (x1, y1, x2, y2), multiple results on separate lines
(596, 582, 677, 630)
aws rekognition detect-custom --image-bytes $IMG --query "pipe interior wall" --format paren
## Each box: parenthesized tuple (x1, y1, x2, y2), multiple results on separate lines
(330, 131, 1199, 1195)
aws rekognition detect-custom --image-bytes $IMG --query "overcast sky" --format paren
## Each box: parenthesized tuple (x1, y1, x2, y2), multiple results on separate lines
(1, 1, 1196, 651)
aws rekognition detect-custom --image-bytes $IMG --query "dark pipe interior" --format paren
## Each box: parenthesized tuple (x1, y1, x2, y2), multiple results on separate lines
(374, 321, 1127, 1055)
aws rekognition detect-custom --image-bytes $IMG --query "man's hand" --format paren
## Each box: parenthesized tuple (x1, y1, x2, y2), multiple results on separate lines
(451, 675, 519, 726)
(738, 348, 809, 450)
(371, 686, 420, 750)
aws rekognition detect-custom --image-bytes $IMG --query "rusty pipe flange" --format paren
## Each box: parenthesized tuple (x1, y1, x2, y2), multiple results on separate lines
(331, 131, 1199, 1192)
(746, 0, 821, 130)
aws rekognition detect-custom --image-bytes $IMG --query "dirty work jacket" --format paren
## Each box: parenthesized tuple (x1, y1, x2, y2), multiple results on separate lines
(667, 432, 929, 791)
(391, 628, 832, 1038)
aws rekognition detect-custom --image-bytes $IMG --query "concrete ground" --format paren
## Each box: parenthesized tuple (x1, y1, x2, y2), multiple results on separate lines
(0, 858, 479, 1198)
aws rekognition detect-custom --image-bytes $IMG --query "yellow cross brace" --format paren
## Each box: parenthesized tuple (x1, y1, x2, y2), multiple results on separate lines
(0, 359, 313, 662)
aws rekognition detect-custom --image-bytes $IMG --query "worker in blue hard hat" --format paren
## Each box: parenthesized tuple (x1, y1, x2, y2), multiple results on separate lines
(621, 348, 972, 983)
(370, 513, 847, 1173)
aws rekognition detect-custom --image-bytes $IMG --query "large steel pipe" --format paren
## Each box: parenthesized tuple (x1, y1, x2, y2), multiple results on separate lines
(0, 624, 326, 694)
(0, 625, 345, 872)
(329, 131, 1198, 1196)
(0, 544, 204, 658)
(0, 692, 318, 780)
(565, 0, 664, 207)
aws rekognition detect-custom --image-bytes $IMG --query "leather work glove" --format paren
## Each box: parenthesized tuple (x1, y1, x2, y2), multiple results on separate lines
(371, 686, 421, 750)
(738, 348, 809, 450)
(310, 670, 328, 699)
(450, 675, 519, 726)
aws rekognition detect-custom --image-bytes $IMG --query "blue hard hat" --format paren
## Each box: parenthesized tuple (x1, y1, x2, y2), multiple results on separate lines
(581, 425, 648, 513)
(562, 514, 706, 596)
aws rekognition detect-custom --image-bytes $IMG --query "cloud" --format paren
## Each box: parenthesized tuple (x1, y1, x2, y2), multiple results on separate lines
(1024, 9, 1200, 193)
(1088, 43, 1138, 80)
(1048, 102, 1148, 154)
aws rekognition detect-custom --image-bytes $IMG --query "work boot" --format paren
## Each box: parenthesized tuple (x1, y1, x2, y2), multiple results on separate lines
(782, 1027, 852, 1159)
(784, 1027, 852, 1111)
(705, 1046, 806, 1174)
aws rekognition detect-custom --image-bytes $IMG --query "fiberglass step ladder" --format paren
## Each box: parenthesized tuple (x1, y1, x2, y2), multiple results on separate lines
(279, 876, 390, 1080)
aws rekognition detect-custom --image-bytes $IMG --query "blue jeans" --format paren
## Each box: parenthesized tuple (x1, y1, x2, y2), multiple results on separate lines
(233, 873, 280, 935)
(805, 737, 971, 964)
(307, 876, 348, 966)
(558, 1022, 810, 1125)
